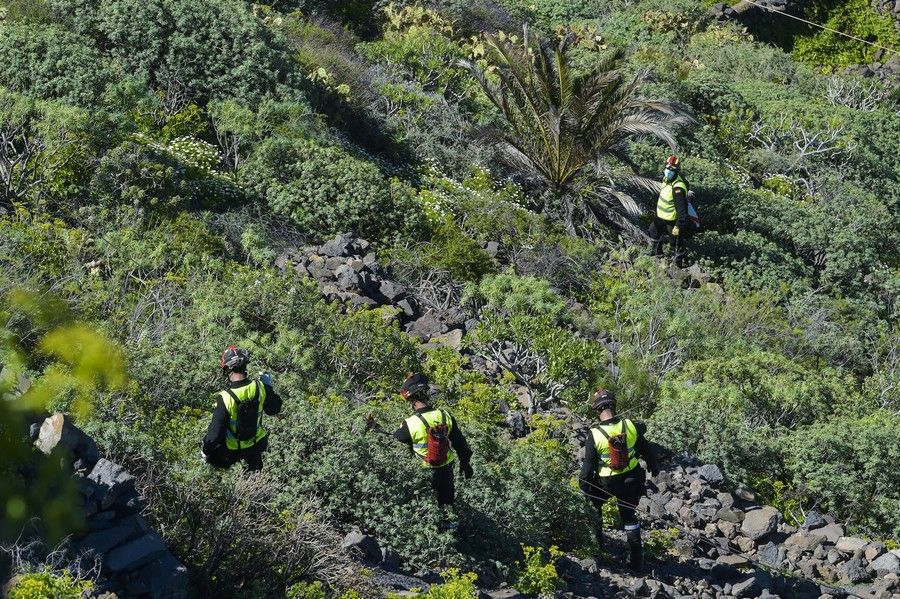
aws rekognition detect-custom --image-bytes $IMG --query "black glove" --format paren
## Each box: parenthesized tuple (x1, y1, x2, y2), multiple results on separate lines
(460, 462, 474, 479)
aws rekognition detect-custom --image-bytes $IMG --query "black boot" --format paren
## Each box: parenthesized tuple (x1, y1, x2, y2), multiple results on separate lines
(626, 527, 643, 570)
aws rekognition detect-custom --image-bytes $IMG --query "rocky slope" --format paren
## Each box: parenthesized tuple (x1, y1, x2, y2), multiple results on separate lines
(294, 235, 900, 599)
(342, 454, 900, 599)
(7, 235, 898, 599)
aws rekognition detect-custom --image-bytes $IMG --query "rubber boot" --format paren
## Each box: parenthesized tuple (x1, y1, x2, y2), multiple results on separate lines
(626, 527, 643, 570)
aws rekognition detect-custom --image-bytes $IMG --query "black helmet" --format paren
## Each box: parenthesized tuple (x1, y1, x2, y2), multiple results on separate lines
(591, 388, 616, 412)
(220, 345, 250, 373)
(400, 373, 430, 402)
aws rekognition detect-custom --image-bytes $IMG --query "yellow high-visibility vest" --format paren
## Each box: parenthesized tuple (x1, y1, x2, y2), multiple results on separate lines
(404, 409, 456, 468)
(657, 177, 688, 221)
(590, 418, 639, 477)
(219, 380, 267, 450)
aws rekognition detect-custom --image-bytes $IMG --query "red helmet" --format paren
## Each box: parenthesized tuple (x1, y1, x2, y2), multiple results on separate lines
(220, 345, 250, 373)
(665, 155, 680, 169)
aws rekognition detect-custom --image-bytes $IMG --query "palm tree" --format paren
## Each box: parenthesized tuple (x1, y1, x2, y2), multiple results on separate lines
(460, 27, 694, 238)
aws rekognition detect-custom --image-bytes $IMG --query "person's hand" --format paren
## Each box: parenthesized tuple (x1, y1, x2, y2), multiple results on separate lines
(671, 225, 680, 237)
(460, 463, 474, 479)
(260, 372, 273, 387)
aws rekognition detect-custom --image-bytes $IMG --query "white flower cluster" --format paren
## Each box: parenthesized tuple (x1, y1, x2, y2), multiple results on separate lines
(132, 133, 243, 206)
(166, 136, 220, 174)
(415, 156, 529, 223)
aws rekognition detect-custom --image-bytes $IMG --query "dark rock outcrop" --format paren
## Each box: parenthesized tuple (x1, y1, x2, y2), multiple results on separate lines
(277, 234, 472, 348)
(33, 413, 187, 599)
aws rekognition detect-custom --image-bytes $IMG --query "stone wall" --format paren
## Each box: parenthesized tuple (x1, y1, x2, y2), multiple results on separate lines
(30, 413, 187, 599)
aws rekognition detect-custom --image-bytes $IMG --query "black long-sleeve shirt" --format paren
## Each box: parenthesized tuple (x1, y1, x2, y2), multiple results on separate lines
(578, 417, 659, 493)
(393, 406, 472, 468)
(203, 378, 282, 454)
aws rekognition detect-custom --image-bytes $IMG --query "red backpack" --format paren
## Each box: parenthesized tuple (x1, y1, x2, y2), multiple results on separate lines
(597, 420, 630, 470)
(416, 410, 450, 466)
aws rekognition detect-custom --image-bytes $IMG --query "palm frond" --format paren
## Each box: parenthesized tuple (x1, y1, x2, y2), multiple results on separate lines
(461, 27, 695, 237)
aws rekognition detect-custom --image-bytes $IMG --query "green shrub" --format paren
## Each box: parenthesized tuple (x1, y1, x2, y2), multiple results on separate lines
(241, 137, 422, 242)
(299, 0, 383, 34)
(90, 141, 190, 213)
(2, 0, 51, 22)
(785, 412, 900, 538)
(422, 218, 497, 282)
(396, 569, 478, 599)
(48, 0, 288, 102)
(267, 398, 458, 571)
(515, 545, 564, 595)
(650, 372, 782, 484)
(288, 580, 326, 599)
(0, 210, 86, 283)
(424, 347, 509, 424)
(465, 272, 569, 323)
(693, 230, 812, 299)
(6, 569, 92, 599)
(0, 89, 103, 209)
(644, 528, 680, 559)
(92, 136, 244, 215)
(0, 23, 109, 105)
(357, 5, 468, 99)
(792, 0, 900, 68)
(747, 475, 808, 527)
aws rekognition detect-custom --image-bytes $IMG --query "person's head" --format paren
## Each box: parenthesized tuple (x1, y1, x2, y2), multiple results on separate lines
(591, 388, 616, 419)
(220, 345, 250, 381)
(663, 155, 680, 183)
(400, 373, 430, 408)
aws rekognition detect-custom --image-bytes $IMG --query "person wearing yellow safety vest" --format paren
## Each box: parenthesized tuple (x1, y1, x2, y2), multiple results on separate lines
(649, 155, 691, 265)
(579, 389, 659, 570)
(201, 345, 282, 471)
(392, 373, 472, 529)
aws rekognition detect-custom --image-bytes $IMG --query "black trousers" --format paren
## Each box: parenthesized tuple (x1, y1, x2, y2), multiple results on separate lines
(648, 216, 691, 259)
(430, 463, 455, 507)
(590, 467, 646, 528)
(209, 436, 268, 472)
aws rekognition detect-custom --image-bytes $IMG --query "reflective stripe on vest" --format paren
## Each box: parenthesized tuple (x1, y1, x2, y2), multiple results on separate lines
(219, 380, 267, 451)
(590, 419, 639, 477)
(404, 409, 456, 469)
(657, 177, 687, 221)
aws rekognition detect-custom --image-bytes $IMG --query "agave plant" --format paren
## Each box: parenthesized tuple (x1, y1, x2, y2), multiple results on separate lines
(460, 27, 694, 238)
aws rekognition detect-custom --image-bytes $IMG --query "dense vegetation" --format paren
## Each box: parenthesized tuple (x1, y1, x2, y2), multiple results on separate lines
(1, 0, 898, 596)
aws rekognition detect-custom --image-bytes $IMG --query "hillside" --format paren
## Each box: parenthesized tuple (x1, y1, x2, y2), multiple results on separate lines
(0, 0, 898, 598)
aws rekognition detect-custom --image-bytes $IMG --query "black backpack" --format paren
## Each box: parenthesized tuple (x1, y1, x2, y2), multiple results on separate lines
(226, 382, 260, 442)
